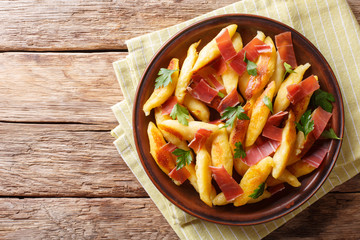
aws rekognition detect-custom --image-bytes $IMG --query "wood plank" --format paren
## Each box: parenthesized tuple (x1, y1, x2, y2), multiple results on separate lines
(0, 123, 146, 197)
(0, 121, 358, 197)
(0, 194, 359, 239)
(0, 52, 124, 124)
(0, 0, 239, 51)
(0, 0, 359, 51)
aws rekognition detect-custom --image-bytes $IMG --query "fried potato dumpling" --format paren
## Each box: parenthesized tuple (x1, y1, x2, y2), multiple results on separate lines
(192, 24, 238, 72)
(245, 81, 276, 148)
(143, 58, 180, 116)
(272, 110, 297, 179)
(211, 128, 233, 176)
(175, 41, 200, 104)
(183, 94, 210, 122)
(273, 63, 311, 114)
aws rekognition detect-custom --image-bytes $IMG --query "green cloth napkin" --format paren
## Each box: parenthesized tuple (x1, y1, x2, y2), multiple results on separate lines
(111, 0, 360, 239)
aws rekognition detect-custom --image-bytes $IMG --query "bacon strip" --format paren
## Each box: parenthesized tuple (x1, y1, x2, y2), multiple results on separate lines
(168, 166, 191, 184)
(217, 89, 241, 114)
(188, 128, 213, 152)
(267, 111, 288, 126)
(302, 143, 330, 168)
(275, 32, 297, 67)
(262, 111, 288, 141)
(287, 75, 320, 104)
(254, 44, 272, 53)
(187, 79, 218, 104)
(242, 139, 280, 166)
(160, 142, 177, 153)
(229, 38, 266, 76)
(210, 166, 243, 201)
(211, 57, 228, 75)
(161, 96, 178, 115)
(206, 74, 226, 92)
(312, 107, 332, 139)
(216, 28, 237, 61)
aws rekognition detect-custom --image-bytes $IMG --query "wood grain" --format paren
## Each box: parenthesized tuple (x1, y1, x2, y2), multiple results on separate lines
(0, 52, 124, 124)
(0, 0, 238, 51)
(0, 194, 359, 239)
(0, 123, 146, 197)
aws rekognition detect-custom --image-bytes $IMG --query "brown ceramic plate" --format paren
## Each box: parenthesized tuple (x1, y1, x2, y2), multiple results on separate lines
(132, 14, 344, 225)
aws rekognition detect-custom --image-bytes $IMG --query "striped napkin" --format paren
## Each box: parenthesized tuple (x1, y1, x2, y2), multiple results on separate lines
(111, 0, 360, 239)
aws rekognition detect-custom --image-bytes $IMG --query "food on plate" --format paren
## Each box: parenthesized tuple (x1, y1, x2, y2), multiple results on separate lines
(143, 24, 339, 207)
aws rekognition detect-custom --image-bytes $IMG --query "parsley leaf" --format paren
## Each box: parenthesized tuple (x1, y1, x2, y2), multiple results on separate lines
(172, 148, 193, 170)
(218, 92, 225, 98)
(249, 182, 265, 199)
(234, 142, 246, 159)
(170, 103, 190, 126)
(243, 52, 257, 76)
(321, 128, 341, 140)
(311, 89, 335, 113)
(263, 96, 273, 113)
(154, 68, 178, 89)
(220, 105, 250, 129)
(295, 110, 314, 138)
(283, 62, 296, 81)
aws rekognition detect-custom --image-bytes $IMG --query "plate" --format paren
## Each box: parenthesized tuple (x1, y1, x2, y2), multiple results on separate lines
(132, 14, 344, 225)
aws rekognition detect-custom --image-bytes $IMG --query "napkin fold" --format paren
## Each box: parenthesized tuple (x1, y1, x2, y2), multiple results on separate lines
(111, 0, 360, 239)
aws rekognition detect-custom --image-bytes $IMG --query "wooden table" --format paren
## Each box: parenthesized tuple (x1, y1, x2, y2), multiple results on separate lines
(1, 1, 359, 239)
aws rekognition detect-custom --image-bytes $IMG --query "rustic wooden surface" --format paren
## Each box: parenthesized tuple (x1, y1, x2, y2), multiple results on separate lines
(0, 0, 359, 239)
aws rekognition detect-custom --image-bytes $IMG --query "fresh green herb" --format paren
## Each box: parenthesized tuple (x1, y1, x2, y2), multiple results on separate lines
(295, 110, 314, 138)
(172, 148, 193, 170)
(154, 68, 178, 89)
(283, 62, 296, 81)
(218, 91, 225, 98)
(321, 128, 341, 140)
(249, 182, 265, 199)
(234, 142, 246, 159)
(311, 89, 335, 113)
(263, 96, 273, 113)
(220, 105, 250, 128)
(170, 103, 190, 126)
(243, 52, 257, 76)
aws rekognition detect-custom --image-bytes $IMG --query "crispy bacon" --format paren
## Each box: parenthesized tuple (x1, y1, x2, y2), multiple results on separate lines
(208, 96, 222, 110)
(275, 32, 297, 67)
(211, 57, 228, 75)
(312, 107, 332, 139)
(268, 183, 285, 195)
(188, 128, 213, 152)
(161, 96, 178, 115)
(187, 79, 218, 104)
(209, 165, 243, 201)
(287, 75, 320, 104)
(216, 29, 237, 61)
(168, 166, 191, 184)
(302, 143, 330, 168)
(217, 89, 241, 114)
(242, 139, 280, 166)
(229, 38, 266, 76)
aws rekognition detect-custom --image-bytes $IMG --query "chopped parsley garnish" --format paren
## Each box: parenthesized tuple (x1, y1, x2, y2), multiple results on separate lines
(244, 52, 258, 76)
(218, 91, 225, 98)
(283, 62, 296, 81)
(311, 89, 335, 113)
(234, 142, 246, 159)
(170, 103, 190, 126)
(220, 105, 250, 129)
(321, 128, 341, 140)
(263, 96, 273, 113)
(249, 182, 265, 199)
(172, 148, 193, 170)
(295, 110, 314, 138)
(154, 68, 178, 89)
